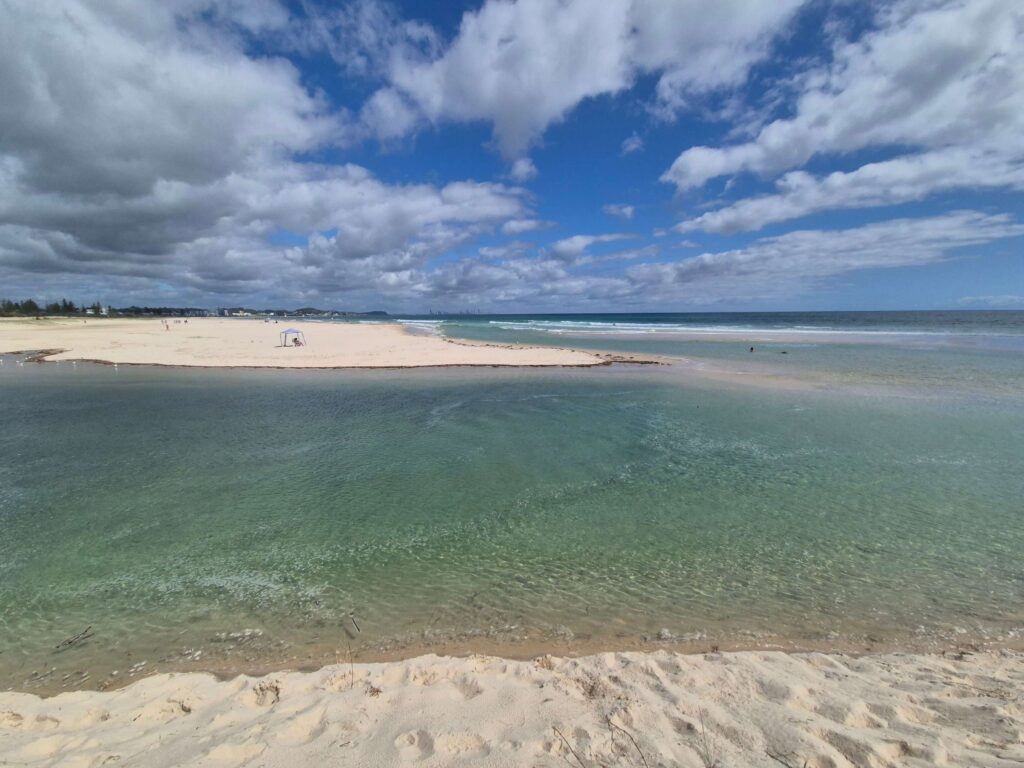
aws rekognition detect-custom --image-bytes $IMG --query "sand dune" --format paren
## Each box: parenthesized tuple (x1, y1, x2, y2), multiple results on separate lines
(1, 649, 1021, 767)
(0, 318, 644, 368)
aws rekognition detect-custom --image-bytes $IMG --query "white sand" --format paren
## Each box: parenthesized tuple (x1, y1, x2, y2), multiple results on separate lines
(0, 318, 640, 368)
(1, 650, 1021, 767)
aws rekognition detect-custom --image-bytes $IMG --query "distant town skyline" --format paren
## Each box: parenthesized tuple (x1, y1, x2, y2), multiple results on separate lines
(1, 0, 1022, 311)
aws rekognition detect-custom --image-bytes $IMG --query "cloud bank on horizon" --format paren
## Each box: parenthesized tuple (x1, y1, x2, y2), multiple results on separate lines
(0, 0, 1021, 311)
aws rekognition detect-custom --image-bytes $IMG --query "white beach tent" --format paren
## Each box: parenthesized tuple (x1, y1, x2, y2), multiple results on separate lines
(280, 328, 306, 347)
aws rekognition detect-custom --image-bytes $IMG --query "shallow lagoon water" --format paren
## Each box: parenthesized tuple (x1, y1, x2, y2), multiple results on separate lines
(1, 316, 1023, 691)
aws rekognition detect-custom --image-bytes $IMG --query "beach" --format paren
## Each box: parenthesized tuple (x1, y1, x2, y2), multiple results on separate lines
(0, 317, 642, 368)
(2, 649, 1022, 767)
(6, 0, 1023, 761)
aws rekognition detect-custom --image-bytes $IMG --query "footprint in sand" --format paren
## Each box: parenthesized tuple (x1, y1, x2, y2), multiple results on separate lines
(15, 735, 67, 761)
(251, 680, 281, 707)
(133, 698, 193, 725)
(64, 708, 113, 729)
(408, 669, 440, 687)
(818, 728, 913, 767)
(395, 729, 435, 761)
(277, 705, 328, 745)
(452, 675, 483, 700)
(434, 732, 490, 757)
(53, 753, 122, 768)
(814, 699, 887, 729)
(13, 713, 61, 732)
(205, 741, 267, 765)
(758, 677, 817, 714)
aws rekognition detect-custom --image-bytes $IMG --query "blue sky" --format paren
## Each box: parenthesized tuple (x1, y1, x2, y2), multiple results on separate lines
(1, 0, 1022, 311)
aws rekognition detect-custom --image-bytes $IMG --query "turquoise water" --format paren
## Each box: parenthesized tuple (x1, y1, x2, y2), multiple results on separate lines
(410, 311, 1024, 397)
(2, 313, 1023, 691)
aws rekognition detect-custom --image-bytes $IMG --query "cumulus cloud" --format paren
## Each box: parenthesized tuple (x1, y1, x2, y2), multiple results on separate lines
(359, 211, 1024, 309)
(0, 0, 338, 199)
(0, 0, 531, 306)
(666, 0, 1024, 232)
(0, 162, 529, 297)
(360, 0, 804, 158)
(507, 158, 539, 182)
(678, 149, 1024, 234)
(4, 0, 1019, 312)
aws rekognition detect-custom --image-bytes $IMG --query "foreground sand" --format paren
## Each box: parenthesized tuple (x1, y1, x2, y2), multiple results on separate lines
(0, 318, 635, 368)
(1, 650, 1021, 767)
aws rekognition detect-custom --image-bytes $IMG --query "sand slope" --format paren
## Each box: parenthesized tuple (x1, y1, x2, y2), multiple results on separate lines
(0, 318, 624, 368)
(1, 650, 1021, 767)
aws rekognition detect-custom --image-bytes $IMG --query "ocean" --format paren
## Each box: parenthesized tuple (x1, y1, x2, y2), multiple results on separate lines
(2, 311, 1023, 691)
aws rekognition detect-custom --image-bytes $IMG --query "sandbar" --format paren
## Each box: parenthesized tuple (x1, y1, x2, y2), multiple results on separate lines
(0, 317, 649, 369)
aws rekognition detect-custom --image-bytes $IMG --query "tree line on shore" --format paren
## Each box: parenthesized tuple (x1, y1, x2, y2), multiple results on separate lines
(1, 298, 219, 317)
(1, 298, 104, 316)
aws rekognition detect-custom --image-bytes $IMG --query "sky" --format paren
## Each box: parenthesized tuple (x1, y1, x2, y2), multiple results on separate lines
(1, 0, 1022, 312)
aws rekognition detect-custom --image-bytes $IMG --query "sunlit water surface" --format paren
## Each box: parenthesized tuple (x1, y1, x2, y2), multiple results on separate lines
(2, 312, 1023, 691)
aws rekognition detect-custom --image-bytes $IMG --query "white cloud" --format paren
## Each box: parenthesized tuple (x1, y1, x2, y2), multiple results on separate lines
(549, 233, 636, 259)
(358, 88, 423, 142)
(0, 0, 339, 199)
(678, 148, 1024, 234)
(0, 0, 531, 306)
(507, 158, 538, 182)
(576, 244, 658, 265)
(4, 0, 1019, 312)
(363, 0, 804, 158)
(628, 0, 805, 118)
(602, 204, 635, 221)
(382, 0, 634, 158)
(501, 218, 554, 236)
(349, 211, 1024, 309)
(630, 212, 1024, 303)
(621, 133, 644, 155)
(664, 0, 1024, 232)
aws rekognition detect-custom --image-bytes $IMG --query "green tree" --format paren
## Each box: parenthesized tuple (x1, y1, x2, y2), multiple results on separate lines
(21, 298, 40, 315)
